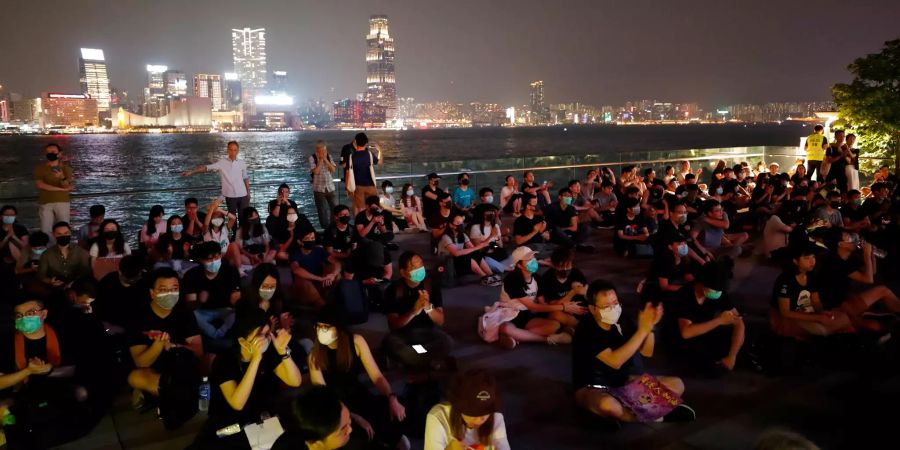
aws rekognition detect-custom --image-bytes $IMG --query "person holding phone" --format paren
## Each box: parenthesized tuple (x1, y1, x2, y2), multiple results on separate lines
(424, 369, 510, 450)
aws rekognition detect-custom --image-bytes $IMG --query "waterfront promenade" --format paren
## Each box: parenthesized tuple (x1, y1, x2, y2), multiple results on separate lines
(49, 228, 900, 450)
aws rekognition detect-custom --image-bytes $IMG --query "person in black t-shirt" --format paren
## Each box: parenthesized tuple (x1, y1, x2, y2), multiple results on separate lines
(471, 187, 500, 224)
(272, 386, 352, 450)
(356, 195, 395, 246)
(182, 197, 207, 242)
(184, 241, 241, 345)
(290, 227, 340, 310)
(673, 264, 745, 374)
(1, 204, 29, 263)
(840, 189, 869, 233)
(545, 187, 594, 251)
(572, 280, 694, 423)
(127, 268, 202, 401)
(538, 247, 589, 333)
(427, 192, 455, 243)
(513, 194, 549, 247)
(322, 205, 356, 266)
(94, 254, 148, 334)
(614, 197, 649, 257)
(769, 245, 852, 339)
(643, 232, 698, 304)
(421, 173, 443, 219)
(383, 251, 454, 373)
(193, 309, 301, 449)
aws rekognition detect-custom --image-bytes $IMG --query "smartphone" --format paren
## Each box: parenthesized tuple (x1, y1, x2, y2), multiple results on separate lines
(412, 345, 428, 354)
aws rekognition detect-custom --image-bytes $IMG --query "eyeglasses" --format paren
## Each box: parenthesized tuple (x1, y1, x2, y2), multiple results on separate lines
(15, 309, 42, 320)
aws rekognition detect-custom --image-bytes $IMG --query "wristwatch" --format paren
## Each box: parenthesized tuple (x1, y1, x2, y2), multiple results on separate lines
(424, 305, 434, 313)
(280, 347, 292, 360)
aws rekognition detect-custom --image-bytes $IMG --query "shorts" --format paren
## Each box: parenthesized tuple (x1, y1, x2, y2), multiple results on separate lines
(769, 310, 828, 338)
(351, 185, 378, 211)
(510, 310, 543, 329)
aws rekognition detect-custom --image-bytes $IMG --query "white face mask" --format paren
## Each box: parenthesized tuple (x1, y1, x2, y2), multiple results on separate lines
(317, 327, 338, 346)
(598, 304, 622, 325)
(211, 217, 225, 227)
(286, 214, 299, 223)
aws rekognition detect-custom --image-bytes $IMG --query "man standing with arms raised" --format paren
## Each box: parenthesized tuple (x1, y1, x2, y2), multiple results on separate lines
(340, 133, 383, 215)
(804, 125, 828, 182)
(181, 141, 251, 219)
(34, 144, 74, 234)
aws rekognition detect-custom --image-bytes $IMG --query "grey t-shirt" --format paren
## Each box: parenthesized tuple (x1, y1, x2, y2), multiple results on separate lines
(815, 207, 843, 229)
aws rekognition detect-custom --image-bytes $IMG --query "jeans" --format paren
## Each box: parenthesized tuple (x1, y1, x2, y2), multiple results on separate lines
(194, 307, 235, 340)
(549, 224, 591, 247)
(382, 327, 454, 372)
(313, 190, 338, 229)
(485, 256, 512, 274)
(39, 202, 70, 234)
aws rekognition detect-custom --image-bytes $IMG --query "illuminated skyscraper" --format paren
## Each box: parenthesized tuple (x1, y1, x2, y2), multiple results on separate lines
(143, 65, 168, 117)
(78, 48, 111, 114)
(529, 80, 547, 123)
(365, 15, 396, 121)
(164, 70, 188, 97)
(194, 74, 224, 111)
(223, 72, 242, 110)
(231, 28, 268, 93)
(271, 70, 287, 94)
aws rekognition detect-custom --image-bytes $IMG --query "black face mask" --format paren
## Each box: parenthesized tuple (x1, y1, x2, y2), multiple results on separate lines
(46, 153, 59, 161)
(556, 269, 570, 278)
(369, 207, 380, 215)
(56, 235, 71, 247)
(460, 179, 469, 186)
(302, 241, 316, 250)
(103, 231, 118, 241)
(338, 216, 351, 225)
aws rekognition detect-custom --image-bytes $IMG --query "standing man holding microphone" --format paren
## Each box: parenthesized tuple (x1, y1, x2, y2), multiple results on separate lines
(182, 141, 251, 222)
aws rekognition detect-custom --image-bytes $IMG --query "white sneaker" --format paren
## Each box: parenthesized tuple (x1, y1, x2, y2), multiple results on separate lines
(547, 332, 572, 345)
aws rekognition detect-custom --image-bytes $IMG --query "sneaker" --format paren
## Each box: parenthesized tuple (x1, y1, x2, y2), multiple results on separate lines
(547, 332, 572, 345)
(499, 335, 518, 349)
(480, 277, 493, 286)
(131, 389, 145, 411)
(663, 404, 696, 422)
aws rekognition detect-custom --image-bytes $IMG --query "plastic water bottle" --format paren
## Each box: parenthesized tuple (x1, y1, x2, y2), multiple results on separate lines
(198, 377, 210, 412)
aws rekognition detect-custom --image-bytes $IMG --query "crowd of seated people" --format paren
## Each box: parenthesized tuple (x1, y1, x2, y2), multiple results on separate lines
(0, 133, 898, 449)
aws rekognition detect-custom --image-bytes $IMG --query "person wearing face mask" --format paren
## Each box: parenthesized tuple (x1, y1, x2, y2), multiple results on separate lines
(656, 202, 706, 264)
(452, 172, 476, 214)
(38, 221, 91, 288)
(424, 369, 510, 450)
(545, 187, 595, 252)
(267, 183, 299, 229)
(512, 194, 549, 248)
(290, 229, 341, 310)
(400, 182, 428, 232)
(672, 263, 745, 375)
(379, 180, 407, 232)
(814, 191, 844, 229)
(89, 218, 132, 280)
(471, 187, 500, 224)
(127, 268, 203, 412)
(309, 304, 410, 450)
(438, 213, 497, 286)
(383, 251, 454, 374)
(497, 247, 584, 349)
(15, 230, 50, 279)
(94, 255, 146, 335)
(690, 199, 748, 260)
(184, 242, 241, 348)
(422, 172, 444, 219)
(614, 197, 649, 258)
(274, 206, 314, 263)
(193, 308, 301, 449)
(323, 205, 356, 264)
(34, 143, 75, 234)
(1, 205, 30, 262)
(573, 279, 695, 424)
(538, 247, 589, 334)
(235, 207, 276, 272)
(75, 204, 105, 250)
(202, 198, 236, 256)
(428, 191, 456, 245)
(469, 207, 510, 274)
(139, 205, 167, 249)
(162, 215, 191, 261)
(840, 189, 870, 233)
(356, 195, 396, 247)
(643, 233, 698, 304)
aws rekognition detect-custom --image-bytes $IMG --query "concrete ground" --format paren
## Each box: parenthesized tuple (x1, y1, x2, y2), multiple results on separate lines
(52, 228, 900, 450)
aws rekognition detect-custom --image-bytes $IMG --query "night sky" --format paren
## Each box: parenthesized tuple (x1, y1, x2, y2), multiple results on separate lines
(2, 0, 899, 106)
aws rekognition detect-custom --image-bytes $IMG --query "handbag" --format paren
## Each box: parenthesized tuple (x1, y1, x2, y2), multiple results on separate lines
(608, 374, 682, 422)
(346, 151, 356, 193)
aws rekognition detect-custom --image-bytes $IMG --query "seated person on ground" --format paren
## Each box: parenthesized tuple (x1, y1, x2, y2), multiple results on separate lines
(1, 204, 29, 262)
(139, 205, 167, 250)
(94, 255, 147, 335)
(290, 227, 340, 310)
(266, 183, 300, 237)
(538, 247, 589, 334)
(499, 175, 522, 216)
(513, 194, 549, 247)
(182, 197, 207, 242)
(193, 308, 301, 449)
(428, 192, 455, 244)
(15, 230, 49, 279)
(384, 251, 454, 374)
(841, 189, 870, 233)
(271, 385, 352, 450)
(544, 187, 593, 251)
(472, 187, 500, 224)
(39, 221, 91, 288)
(183, 241, 241, 344)
(308, 305, 409, 450)
(814, 191, 844, 229)
(127, 268, 203, 405)
(469, 207, 510, 274)
(400, 183, 428, 232)
(203, 199, 236, 257)
(273, 205, 312, 262)
(452, 172, 476, 214)
(89, 219, 130, 278)
(424, 369, 510, 450)
(769, 245, 853, 338)
(75, 204, 104, 249)
(672, 263, 745, 374)
(568, 179, 604, 227)
(323, 205, 356, 265)
(614, 197, 650, 257)
(497, 247, 586, 349)
(437, 212, 497, 286)
(690, 199, 748, 259)
(572, 279, 695, 423)
(356, 195, 396, 247)
(763, 204, 797, 261)
(233, 207, 276, 271)
(163, 215, 191, 261)
(643, 232, 697, 303)
(592, 180, 618, 226)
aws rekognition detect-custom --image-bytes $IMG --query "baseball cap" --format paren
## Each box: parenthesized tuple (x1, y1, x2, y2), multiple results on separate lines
(450, 369, 499, 417)
(426, 172, 442, 180)
(508, 246, 537, 269)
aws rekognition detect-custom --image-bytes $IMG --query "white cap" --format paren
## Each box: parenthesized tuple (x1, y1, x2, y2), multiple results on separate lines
(508, 246, 537, 270)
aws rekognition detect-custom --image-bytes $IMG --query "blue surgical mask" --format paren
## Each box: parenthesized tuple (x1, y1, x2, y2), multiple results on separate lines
(205, 259, 222, 273)
(408, 266, 426, 284)
(32, 247, 47, 258)
(385, 186, 394, 194)
(171, 224, 184, 234)
(154, 292, 179, 310)
(562, 197, 573, 206)
(485, 195, 494, 204)
(631, 206, 641, 215)
(526, 258, 539, 274)
(2, 216, 15, 225)
(715, 187, 724, 195)
(677, 243, 689, 256)
(15, 316, 42, 334)
(704, 288, 723, 300)
(406, 189, 415, 197)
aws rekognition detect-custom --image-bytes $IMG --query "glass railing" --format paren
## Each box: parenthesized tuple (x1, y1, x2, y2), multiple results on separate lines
(0, 145, 849, 242)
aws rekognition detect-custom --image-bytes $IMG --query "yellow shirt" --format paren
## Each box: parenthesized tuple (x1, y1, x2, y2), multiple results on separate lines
(805, 133, 826, 161)
(33, 163, 74, 204)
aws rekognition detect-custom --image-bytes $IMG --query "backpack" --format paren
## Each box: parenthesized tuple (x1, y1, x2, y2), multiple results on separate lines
(333, 279, 370, 325)
(157, 347, 200, 430)
(309, 154, 332, 183)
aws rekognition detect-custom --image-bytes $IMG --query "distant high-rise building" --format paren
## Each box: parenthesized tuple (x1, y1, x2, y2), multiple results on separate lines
(333, 99, 386, 128)
(529, 81, 547, 123)
(194, 74, 224, 111)
(143, 65, 168, 117)
(78, 48, 111, 114)
(40, 93, 99, 128)
(231, 28, 268, 93)
(164, 70, 188, 97)
(271, 70, 287, 94)
(365, 15, 396, 121)
(223, 72, 242, 110)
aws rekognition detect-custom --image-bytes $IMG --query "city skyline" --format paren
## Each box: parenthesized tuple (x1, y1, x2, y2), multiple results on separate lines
(2, 0, 899, 106)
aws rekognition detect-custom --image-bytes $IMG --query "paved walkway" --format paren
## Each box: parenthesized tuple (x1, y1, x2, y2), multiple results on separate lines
(55, 229, 900, 449)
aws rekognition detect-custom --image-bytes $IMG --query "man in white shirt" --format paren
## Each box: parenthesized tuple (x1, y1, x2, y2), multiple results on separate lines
(181, 141, 251, 218)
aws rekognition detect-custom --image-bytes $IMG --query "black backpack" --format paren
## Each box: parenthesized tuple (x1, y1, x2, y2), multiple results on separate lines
(333, 279, 370, 325)
(157, 347, 200, 430)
